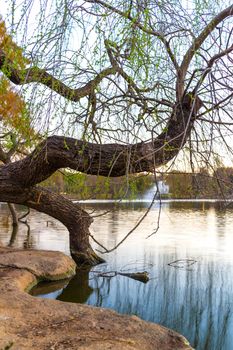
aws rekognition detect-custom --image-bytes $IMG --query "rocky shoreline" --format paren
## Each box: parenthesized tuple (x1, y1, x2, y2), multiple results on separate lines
(0, 247, 193, 350)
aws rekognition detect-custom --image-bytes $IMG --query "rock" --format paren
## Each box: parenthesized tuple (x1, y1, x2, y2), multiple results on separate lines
(0, 247, 193, 350)
(0, 247, 76, 281)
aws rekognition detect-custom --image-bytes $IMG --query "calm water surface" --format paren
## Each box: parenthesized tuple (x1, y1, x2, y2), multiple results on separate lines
(1, 201, 233, 350)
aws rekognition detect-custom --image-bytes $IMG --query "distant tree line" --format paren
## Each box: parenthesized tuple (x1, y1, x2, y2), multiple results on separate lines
(41, 167, 233, 200)
(166, 168, 233, 199)
(41, 172, 154, 200)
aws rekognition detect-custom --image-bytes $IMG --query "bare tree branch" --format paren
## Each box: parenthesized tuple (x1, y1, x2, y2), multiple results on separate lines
(176, 5, 233, 99)
(0, 49, 116, 101)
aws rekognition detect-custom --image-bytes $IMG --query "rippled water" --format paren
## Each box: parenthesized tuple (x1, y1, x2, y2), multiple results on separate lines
(1, 201, 233, 350)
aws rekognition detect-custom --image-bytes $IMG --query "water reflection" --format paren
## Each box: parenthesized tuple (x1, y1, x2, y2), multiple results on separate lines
(31, 279, 70, 299)
(33, 254, 233, 349)
(58, 269, 94, 304)
(8, 224, 18, 247)
(1, 201, 233, 349)
(0, 203, 69, 254)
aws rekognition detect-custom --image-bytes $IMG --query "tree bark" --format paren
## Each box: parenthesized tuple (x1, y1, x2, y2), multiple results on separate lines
(0, 183, 104, 265)
(0, 149, 19, 228)
(0, 93, 202, 265)
(1, 94, 202, 184)
(25, 187, 105, 265)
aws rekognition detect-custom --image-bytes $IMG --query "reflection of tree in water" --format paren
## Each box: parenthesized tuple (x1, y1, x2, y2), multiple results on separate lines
(30, 251, 233, 350)
(22, 222, 33, 249)
(8, 224, 18, 247)
(215, 209, 227, 239)
(1, 201, 233, 350)
(0, 204, 24, 246)
(7, 208, 33, 249)
(57, 269, 94, 304)
(62, 254, 232, 350)
(168, 201, 215, 212)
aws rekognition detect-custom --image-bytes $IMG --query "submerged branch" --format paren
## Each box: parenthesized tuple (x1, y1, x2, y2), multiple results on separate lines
(92, 270, 150, 283)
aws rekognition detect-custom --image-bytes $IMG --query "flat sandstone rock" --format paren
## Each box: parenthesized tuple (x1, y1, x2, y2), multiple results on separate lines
(0, 247, 193, 350)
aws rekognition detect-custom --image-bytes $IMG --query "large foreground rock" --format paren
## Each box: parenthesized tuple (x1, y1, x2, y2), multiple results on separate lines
(0, 247, 193, 350)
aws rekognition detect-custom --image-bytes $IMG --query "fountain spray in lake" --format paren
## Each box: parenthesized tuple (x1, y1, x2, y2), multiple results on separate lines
(142, 181, 169, 201)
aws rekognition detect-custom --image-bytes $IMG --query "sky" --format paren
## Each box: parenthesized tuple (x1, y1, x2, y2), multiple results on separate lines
(1, 0, 233, 170)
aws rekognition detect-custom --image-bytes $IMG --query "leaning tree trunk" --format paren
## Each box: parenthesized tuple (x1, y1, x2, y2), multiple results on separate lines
(0, 151, 19, 227)
(0, 93, 202, 266)
(26, 188, 105, 265)
(0, 182, 104, 265)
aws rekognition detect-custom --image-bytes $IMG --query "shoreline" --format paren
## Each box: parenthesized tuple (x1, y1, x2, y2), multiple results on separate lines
(72, 198, 232, 203)
(0, 246, 193, 350)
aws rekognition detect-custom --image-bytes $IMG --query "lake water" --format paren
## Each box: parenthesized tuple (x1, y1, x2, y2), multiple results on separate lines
(1, 200, 233, 350)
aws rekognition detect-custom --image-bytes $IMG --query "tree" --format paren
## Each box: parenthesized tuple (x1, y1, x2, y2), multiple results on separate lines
(0, 1, 232, 265)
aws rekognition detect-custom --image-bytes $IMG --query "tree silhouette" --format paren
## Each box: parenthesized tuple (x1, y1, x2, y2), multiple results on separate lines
(0, 2, 232, 264)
